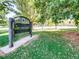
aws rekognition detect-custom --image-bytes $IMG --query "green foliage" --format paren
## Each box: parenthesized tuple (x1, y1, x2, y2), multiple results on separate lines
(0, 3, 5, 11)
(0, 0, 18, 19)
(14, 0, 79, 26)
(14, 0, 36, 24)
(33, 0, 78, 20)
(0, 0, 17, 25)
(0, 20, 7, 25)
(1, 0, 79, 26)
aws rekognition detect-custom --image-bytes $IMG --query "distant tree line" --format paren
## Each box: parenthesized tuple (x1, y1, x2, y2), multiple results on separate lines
(0, 0, 79, 27)
(13, 0, 79, 26)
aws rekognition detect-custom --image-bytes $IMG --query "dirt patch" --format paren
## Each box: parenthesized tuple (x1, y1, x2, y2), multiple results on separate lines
(63, 32, 79, 46)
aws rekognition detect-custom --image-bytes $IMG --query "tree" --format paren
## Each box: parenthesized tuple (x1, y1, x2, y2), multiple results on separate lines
(14, 0, 35, 21)
(0, 0, 19, 25)
(11, 0, 79, 28)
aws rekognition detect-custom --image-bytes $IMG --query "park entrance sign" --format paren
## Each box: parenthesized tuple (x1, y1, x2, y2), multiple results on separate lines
(8, 16, 32, 48)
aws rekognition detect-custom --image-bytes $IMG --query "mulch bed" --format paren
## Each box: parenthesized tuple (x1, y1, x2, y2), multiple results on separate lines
(63, 32, 79, 46)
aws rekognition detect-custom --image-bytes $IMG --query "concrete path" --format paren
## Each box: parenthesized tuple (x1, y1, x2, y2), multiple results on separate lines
(33, 26, 77, 30)
(0, 28, 8, 31)
(0, 26, 77, 31)
(0, 35, 38, 56)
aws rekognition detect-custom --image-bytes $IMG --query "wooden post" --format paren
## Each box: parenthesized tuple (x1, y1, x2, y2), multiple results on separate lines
(9, 18, 14, 48)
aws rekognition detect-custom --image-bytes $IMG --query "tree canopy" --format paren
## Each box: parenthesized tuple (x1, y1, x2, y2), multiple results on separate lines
(13, 0, 79, 25)
(0, 0, 16, 25)
(0, 0, 79, 25)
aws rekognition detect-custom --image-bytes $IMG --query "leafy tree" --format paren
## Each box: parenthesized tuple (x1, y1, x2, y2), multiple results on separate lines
(0, 0, 19, 25)
(9, 0, 79, 28)
(14, 0, 35, 20)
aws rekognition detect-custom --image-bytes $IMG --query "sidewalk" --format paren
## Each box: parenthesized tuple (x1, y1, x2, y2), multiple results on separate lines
(0, 26, 77, 31)
(0, 35, 38, 56)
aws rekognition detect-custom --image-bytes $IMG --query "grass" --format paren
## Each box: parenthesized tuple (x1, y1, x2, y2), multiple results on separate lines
(0, 32, 31, 47)
(0, 30, 7, 34)
(0, 31, 79, 59)
(0, 35, 8, 47)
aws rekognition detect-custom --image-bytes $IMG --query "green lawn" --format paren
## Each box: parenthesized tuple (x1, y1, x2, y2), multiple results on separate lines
(0, 32, 31, 47)
(0, 31, 79, 59)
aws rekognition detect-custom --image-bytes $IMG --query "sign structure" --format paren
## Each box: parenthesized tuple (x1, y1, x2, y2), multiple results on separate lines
(9, 16, 32, 48)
